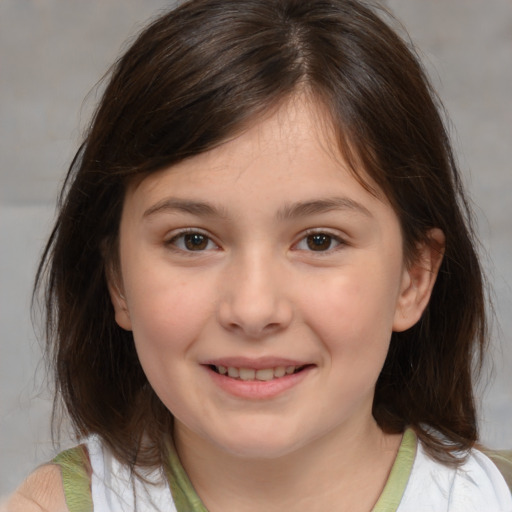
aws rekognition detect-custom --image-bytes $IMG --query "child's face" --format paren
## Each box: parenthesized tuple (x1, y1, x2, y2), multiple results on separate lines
(110, 98, 435, 459)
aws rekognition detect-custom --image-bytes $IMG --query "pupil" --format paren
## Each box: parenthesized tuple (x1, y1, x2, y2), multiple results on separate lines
(307, 233, 331, 251)
(184, 233, 208, 250)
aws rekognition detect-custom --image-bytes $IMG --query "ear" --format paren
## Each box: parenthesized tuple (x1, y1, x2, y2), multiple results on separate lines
(393, 228, 445, 332)
(105, 265, 133, 331)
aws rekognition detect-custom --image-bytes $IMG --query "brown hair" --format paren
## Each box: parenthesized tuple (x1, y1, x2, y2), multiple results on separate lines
(36, 0, 487, 468)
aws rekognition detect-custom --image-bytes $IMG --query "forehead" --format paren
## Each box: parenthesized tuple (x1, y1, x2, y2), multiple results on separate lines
(124, 97, 389, 218)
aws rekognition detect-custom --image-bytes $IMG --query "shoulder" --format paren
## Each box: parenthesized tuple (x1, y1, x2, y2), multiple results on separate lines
(455, 448, 512, 509)
(482, 448, 512, 492)
(51, 436, 175, 512)
(3, 442, 93, 512)
(399, 440, 512, 511)
(2, 464, 68, 512)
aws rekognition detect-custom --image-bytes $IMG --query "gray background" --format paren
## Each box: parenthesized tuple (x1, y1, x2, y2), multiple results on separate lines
(1, 0, 511, 497)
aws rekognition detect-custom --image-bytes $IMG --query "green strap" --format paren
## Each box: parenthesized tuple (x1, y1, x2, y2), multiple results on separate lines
(50, 431, 417, 512)
(483, 449, 512, 493)
(165, 439, 209, 512)
(164, 430, 417, 512)
(372, 429, 417, 512)
(52, 445, 93, 512)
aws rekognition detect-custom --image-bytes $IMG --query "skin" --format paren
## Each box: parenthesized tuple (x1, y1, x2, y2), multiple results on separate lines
(8, 97, 444, 511)
(108, 97, 444, 511)
(3, 465, 67, 512)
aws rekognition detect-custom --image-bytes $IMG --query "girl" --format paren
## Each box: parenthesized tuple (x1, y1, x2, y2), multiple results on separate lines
(7, 0, 512, 510)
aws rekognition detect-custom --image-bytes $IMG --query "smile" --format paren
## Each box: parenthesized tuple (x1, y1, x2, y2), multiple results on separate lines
(204, 360, 314, 399)
(209, 365, 306, 381)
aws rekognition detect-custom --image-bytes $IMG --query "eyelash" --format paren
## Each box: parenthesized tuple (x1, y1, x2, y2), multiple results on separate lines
(293, 229, 346, 253)
(166, 229, 219, 253)
(166, 229, 346, 254)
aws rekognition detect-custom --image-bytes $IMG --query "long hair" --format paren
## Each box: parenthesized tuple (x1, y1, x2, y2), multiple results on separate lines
(35, 0, 487, 468)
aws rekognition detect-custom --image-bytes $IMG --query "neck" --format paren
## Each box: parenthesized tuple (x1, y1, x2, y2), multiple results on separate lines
(173, 419, 402, 512)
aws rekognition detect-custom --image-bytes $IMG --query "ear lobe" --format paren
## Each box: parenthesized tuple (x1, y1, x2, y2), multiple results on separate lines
(106, 270, 133, 331)
(393, 228, 445, 332)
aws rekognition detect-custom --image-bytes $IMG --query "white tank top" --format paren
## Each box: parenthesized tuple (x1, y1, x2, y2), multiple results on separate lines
(82, 432, 512, 511)
(86, 435, 177, 512)
(398, 438, 512, 511)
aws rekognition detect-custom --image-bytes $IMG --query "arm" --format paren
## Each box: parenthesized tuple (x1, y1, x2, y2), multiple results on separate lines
(2, 465, 69, 512)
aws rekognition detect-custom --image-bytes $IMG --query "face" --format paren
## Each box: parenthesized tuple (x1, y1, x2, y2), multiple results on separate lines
(110, 99, 439, 460)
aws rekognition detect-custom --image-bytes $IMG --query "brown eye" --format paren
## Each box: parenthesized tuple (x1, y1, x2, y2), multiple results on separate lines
(306, 233, 333, 251)
(168, 231, 217, 252)
(294, 231, 343, 253)
(183, 233, 209, 250)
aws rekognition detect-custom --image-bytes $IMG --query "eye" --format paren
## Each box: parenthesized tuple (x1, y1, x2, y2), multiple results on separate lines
(167, 231, 218, 252)
(295, 232, 343, 252)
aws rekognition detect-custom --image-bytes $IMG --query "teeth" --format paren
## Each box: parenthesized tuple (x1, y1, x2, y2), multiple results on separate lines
(274, 366, 286, 378)
(239, 368, 255, 381)
(227, 367, 239, 378)
(255, 368, 274, 381)
(215, 365, 304, 381)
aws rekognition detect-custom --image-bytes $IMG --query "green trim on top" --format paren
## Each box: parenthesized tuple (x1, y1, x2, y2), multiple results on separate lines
(372, 429, 417, 512)
(52, 444, 93, 512)
(164, 429, 417, 512)
(46, 430, 512, 511)
(165, 439, 209, 511)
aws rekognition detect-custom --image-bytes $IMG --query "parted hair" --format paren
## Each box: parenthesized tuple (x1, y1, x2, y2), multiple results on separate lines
(36, 0, 487, 469)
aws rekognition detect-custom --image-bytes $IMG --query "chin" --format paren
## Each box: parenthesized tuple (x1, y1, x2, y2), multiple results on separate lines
(207, 422, 310, 460)
(218, 438, 300, 460)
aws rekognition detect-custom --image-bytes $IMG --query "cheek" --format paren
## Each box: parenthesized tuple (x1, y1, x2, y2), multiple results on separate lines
(124, 268, 215, 368)
(301, 265, 400, 359)
(124, 274, 216, 417)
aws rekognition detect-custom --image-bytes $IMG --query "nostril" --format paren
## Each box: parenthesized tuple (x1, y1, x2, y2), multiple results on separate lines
(217, 294, 293, 338)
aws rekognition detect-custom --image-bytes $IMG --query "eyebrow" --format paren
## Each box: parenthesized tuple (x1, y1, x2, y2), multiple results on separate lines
(277, 197, 373, 220)
(143, 198, 228, 219)
(143, 196, 372, 220)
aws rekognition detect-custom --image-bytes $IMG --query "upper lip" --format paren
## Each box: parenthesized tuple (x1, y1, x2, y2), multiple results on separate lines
(202, 356, 311, 370)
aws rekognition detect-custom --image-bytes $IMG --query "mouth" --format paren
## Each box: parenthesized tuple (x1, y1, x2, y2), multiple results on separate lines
(207, 364, 310, 382)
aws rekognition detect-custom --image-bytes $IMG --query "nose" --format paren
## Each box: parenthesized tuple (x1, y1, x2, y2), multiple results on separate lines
(217, 251, 293, 339)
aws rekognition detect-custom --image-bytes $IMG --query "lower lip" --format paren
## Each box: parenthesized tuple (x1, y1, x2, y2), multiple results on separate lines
(205, 366, 314, 400)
